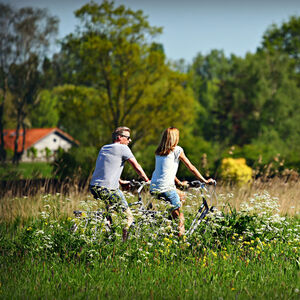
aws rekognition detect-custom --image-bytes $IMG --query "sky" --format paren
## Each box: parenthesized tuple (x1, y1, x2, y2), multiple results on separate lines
(2, 0, 300, 64)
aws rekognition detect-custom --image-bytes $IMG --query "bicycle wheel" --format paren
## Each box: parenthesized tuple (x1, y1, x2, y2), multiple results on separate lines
(70, 210, 112, 241)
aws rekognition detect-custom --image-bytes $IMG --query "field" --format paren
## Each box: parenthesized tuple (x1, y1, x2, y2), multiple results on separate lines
(0, 179, 299, 299)
(0, 162, 53, 180)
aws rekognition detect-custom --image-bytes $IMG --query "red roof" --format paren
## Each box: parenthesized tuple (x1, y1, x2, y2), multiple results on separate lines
(3, 128, 79, 152)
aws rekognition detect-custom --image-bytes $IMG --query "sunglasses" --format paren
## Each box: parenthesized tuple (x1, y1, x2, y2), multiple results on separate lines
(120, 134, 131, 140)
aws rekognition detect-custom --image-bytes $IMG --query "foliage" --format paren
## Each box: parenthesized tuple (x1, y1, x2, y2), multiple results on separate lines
(0, 162, 53, 180)
(58, 0, 196, 147)
(0, 3, 58, 163)
(52, 84, 106, 146)
(260, 15, 300, 81)
(219, 158, 253, 185)
(1, 3, 300, 176)
(29, 90, 59, 128)
(26, 147, 38, 162)
(52, 146, 98, 180)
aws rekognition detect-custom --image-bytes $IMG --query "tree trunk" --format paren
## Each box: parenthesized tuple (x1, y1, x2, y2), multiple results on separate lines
(13, 103, 24, 165)
(0, 79, 8, 164)
(0, 101, 6, 164)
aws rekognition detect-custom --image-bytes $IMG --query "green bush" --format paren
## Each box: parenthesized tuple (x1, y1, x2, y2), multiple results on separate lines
(52, 146, 98, 180)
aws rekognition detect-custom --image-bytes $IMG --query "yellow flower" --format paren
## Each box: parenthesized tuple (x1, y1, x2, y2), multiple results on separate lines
(27, 227, 32, 231)
(211, 251, 217, 257)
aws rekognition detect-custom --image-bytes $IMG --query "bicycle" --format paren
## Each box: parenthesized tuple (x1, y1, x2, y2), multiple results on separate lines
(132, 180, 218, 238)
(71, 180, 218, 240)
(70, 181, 172, 241)
(184, 180, 218, 237)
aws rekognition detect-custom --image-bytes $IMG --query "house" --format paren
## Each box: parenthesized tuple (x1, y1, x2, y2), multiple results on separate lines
(3, 128, 79, 162)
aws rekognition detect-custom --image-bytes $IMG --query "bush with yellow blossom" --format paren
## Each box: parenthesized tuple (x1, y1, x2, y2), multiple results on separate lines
(220, 157, 253, 185)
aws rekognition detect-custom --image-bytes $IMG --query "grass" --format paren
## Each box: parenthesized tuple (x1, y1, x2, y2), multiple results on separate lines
(0, 178, 299, 299)
(1, 252, 299, 299)
(1, 178, 299, 223)
(0, 162, 53, 180)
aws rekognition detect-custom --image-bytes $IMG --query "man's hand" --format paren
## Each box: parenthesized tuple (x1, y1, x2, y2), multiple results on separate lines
(119, 179, 131, 185)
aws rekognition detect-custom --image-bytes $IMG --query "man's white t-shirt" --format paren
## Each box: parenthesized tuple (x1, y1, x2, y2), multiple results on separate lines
(90, 143, 134, 189)
(150, 146, 183, 193)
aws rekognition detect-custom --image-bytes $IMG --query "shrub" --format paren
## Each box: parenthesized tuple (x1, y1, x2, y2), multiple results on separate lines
(220, 157, 252, 185)
(52, 146, 98, 180)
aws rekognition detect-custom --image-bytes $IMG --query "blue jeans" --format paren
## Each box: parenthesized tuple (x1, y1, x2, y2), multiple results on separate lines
(90, 185, 128, 210)
(151, 189, 181, 211)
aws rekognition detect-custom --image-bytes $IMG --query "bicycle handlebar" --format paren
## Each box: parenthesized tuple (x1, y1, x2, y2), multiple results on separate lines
(127, 179, 216, 195)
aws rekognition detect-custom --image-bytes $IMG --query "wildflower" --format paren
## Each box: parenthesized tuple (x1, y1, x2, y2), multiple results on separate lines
(27, 227, 32, 231)
(211, 251, 217, 257)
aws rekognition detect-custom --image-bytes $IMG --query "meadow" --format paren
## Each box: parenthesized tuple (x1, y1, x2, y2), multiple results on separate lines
(0, 179, 299, 299)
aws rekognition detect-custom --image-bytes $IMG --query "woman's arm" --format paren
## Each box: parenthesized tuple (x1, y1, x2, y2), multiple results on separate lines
(179, 150, 214, 184)
(175, 176, 189, 188)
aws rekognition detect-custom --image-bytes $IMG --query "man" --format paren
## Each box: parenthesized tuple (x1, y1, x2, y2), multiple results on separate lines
(90, 126, 150, 241)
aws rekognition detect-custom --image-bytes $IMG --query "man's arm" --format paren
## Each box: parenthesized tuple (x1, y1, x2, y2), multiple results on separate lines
(127, 157, 150, 182)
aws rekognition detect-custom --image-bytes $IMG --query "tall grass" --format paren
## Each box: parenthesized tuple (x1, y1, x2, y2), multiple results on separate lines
(1, 178, 299, 223)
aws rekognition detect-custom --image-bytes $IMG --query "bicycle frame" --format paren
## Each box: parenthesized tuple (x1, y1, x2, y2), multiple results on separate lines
(133, 180, 217, 238)
(71, 180, 217, 239)
(185, 181, 217, 237)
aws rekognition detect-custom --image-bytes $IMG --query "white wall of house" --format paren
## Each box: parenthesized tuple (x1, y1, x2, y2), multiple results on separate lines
(23, 132, 73, 162)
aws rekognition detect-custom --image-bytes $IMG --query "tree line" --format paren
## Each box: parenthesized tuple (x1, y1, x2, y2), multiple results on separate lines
(1, 1, 299, 180)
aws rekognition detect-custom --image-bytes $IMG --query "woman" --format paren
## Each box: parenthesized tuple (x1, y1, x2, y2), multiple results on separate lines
(150, 127, 215, 236)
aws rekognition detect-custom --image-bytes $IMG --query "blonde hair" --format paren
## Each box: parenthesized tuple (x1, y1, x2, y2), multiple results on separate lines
(155, 127, 179, 156)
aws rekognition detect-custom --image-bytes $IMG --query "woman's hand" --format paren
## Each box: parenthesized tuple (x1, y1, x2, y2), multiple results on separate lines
(206, 178, 216, 185)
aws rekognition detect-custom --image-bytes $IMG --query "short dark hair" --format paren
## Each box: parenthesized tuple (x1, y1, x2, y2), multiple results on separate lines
(112, 126, 130, 142)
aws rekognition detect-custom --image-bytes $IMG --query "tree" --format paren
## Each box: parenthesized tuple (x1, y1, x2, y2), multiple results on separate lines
(58, 1, 196, 148)
(260, 15, 300, 82)
(189, 48, 300, 168)
(29, 90, 59, 128)
(0, 4, 58, 163)
(0, 4, 14, 163)
(188, 50, 231, 142)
